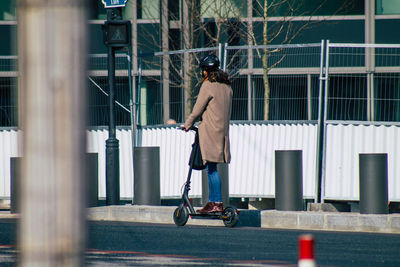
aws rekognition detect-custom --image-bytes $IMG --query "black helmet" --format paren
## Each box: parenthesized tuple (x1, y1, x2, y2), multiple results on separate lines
(199, 54, 220, 71)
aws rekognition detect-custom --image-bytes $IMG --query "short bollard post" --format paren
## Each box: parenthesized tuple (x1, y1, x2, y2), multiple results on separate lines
(11, 154, 99, 212)
(359, 153, 388, 214)
(133, 147, 161, 205)
(275, 150, 303, 211)
(10, 157, 21, 214)
(86, 153, 99, 207)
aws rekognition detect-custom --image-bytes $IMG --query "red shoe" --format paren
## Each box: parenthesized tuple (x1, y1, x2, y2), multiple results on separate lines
(197, 202, 214, 213)
(197, 202, 223, 213)
(212, 202, 223, 213)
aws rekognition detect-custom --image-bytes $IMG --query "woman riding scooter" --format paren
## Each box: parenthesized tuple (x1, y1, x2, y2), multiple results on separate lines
(182, 54, 233, 213)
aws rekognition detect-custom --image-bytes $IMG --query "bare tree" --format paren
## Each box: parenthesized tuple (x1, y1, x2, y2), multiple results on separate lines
(180, 0, 247, 117)
(137, 0, 247, 120)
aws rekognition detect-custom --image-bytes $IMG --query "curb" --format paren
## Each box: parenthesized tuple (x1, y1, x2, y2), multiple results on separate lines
(87, 205, 400, 233)
(260, 210, 400, 233)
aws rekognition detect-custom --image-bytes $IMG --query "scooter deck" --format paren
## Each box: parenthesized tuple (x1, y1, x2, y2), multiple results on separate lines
(189, 212, 233, 220)
(189, 213, 225, 220)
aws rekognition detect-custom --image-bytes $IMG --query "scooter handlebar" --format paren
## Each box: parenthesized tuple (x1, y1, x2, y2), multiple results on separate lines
(178, 125, 198, 132)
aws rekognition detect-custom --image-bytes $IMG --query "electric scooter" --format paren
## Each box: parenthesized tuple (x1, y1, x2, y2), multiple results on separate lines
(173, 126, 239, 227)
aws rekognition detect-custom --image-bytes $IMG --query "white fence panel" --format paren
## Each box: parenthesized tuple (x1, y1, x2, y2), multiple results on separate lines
(229, 123, 317, 198)
(0, 129, 20, 198)
(0, 124, 318, 200)
(324, 123, 400, 201)
(86, 128, 133, 199)
(140, 127, 203, 198)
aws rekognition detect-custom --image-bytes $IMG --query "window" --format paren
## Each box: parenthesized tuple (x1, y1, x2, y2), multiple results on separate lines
(87, 76, 131, 126)
(168, 0, 180, 20)
(137, 24, 161, 69)
(374, 74, 400, 122)
(201, 0, 247, 19)
(0, 77, 17, 127)
(376, 0, 400, 15)
(231, 76, 248, 120)
(254, 75, 315, 121)
(327, 75, 367, 121)
(229, 75, 318, 121)
(169, 29, 183, 122)
(0, 1, 16, 21)
(138, 0, 160, 19)
(138, 77, 163, 125)
(253, 0, 364, 17)
(88, 0, 107, 20)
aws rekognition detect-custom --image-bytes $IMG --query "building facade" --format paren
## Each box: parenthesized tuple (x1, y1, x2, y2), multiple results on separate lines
(1, 0, 400, 127)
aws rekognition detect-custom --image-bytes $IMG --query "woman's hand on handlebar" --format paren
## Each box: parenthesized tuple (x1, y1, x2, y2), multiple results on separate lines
(179, 125, 198, 132)
(179, 125, 189, 132)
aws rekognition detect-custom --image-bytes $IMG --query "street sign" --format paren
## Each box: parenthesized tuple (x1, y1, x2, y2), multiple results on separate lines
(102, 0, 128, 8)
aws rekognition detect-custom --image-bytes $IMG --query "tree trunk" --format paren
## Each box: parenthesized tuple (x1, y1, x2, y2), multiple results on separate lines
(263, 52, 270, 120)
(263, 0, 270, 120)
(185, 57, 194, 117)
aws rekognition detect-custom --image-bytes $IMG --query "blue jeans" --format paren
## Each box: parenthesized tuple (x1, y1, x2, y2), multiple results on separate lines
(206, 162, 222, 202)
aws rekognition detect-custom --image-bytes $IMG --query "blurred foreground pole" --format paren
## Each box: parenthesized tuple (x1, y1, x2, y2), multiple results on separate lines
(18, 1, 88, 266)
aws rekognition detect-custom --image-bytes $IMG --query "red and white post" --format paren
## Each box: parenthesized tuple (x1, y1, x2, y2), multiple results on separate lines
(298, 234, 316, 267)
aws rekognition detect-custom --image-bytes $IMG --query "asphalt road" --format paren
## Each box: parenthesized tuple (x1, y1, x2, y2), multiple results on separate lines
(0, 219, 399, 266)
(86, 221, 400, 266)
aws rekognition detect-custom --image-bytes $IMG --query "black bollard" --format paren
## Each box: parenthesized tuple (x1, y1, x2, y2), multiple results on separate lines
(10, 157, 21, 214)
(86, 153, 99, 207)
(275, 150, 303, 211)
(133, 147, 160, 205)
(106, 138, 120, 205)
(11, 154, 99, 213)
(359, 153, 388, 214)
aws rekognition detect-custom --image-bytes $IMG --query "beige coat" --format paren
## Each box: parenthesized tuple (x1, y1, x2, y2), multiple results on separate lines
(184, 81, 233, 163)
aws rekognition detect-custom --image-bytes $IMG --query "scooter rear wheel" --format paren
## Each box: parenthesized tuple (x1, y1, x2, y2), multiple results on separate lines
(173, 204, 189, 226)
(222, 206, 239, 227)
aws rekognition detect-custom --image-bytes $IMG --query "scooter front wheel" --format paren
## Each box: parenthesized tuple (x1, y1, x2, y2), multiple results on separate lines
(173, 204, 189, 226)
(222, 206, 239, 227)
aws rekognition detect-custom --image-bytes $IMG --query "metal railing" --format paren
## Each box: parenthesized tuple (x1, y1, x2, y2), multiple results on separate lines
(140, 45, 222, 125)
(224, 42, 323, 121)
(325, 42, 400, 124)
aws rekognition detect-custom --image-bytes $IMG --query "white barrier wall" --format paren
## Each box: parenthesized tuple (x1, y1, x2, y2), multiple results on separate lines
(0, 124, 317, 200)
(86, 128, 134, 199)
(0, 129, 20, 197)
(139, 123, 318, 199)
(2, 123, 399, 201)
(324, 123, 400, 201)
(229, 123, 317, 198)
(140, 127, 203, 198)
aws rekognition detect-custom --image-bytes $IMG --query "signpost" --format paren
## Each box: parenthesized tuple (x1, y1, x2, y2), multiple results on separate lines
(101, 0, 131, 205)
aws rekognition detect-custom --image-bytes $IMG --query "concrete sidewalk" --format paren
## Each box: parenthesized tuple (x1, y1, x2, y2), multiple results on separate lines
(87, 205, 400, 234)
